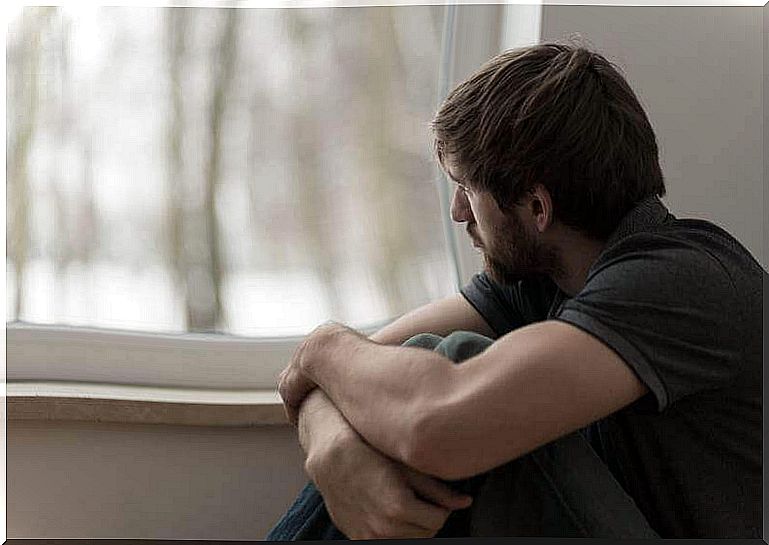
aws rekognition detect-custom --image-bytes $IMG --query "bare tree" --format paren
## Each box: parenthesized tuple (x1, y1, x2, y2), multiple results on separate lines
(48, 11, 91, 318)
(164, 7, 189, 326)
(353, 7, 411, 317)
(197, 8, 239, 331)
(284, 10, 344, 321)
(7, 7, 56, 321)
(164, 8, 239, 332)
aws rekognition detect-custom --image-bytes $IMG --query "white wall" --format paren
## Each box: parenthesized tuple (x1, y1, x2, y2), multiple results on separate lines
(7, 421, 306, 539)
(541, 5, 765, 269)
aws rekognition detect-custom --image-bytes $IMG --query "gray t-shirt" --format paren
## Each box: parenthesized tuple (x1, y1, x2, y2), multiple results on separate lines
(460, 197, 764, 538)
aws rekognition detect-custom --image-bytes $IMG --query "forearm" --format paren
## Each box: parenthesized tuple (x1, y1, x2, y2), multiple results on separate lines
(304, 327, 458, 467)
(295, 313, 443, 465)
(370, 293, 496, 345)
(298, 389, 358, 476)
(295, 293, 491, 469)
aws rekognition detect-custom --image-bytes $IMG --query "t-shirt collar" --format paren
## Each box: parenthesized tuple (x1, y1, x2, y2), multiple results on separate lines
(578, 197, 673, 287)
(604, 196, 672, 249)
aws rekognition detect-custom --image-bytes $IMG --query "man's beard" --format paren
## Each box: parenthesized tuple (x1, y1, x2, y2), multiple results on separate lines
(470, 213, 561, 286)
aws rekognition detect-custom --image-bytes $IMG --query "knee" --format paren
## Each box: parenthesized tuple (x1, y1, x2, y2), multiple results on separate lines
(402, 333, 444, 350)
(437, 331, 495, 364)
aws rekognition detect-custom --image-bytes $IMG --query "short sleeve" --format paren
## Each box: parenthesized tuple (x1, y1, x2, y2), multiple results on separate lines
(554, 234, 744, 412)
(461, 272, 560, 336)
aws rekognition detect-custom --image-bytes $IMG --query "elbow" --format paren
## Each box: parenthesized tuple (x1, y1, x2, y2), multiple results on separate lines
(398, 360, 477, 480)
(401, 406, 475, 481)
(401, 414, 446, 478)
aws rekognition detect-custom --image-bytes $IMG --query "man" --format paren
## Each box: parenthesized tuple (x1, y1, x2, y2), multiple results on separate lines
(269, 43, 764, 539)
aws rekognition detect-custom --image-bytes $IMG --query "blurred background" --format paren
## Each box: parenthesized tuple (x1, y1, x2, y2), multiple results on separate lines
(6, 3, 765, 541)
(6, 5, 454, 337)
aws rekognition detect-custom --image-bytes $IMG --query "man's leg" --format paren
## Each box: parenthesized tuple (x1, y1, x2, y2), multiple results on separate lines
(266, 331, 658, 540)
(426, 331, 659, 538)
(465, 430, 660, 537)
(266, 481, 346, 541)
(265, 333, 450, 541)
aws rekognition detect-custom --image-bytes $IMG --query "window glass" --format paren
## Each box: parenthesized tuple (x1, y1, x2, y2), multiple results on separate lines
(6, 6, 453, 336)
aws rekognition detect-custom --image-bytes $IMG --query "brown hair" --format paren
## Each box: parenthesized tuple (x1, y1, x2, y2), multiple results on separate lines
(432, 42, 665, 240)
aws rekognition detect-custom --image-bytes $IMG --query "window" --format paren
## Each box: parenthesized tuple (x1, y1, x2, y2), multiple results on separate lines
(7, 5, 458, 337)
(6, 4, 538, 387)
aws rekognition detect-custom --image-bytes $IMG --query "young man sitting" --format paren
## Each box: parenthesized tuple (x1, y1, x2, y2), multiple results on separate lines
(269, 43, 764, 539)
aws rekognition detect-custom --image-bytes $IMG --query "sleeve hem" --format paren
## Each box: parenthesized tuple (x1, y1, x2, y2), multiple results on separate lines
(554, 309, 670, 412)
(460, 285, 506, 338)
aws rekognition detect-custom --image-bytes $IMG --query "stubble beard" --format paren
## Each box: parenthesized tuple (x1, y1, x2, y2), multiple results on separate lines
(475, 214, 561, 286)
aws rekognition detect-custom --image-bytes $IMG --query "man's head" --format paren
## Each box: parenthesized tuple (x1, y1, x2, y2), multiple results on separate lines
(432, 43, 665, 283)
(447, 159, 562, 284)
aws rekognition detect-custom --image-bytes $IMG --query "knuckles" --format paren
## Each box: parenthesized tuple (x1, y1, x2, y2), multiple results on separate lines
(383, 502, 407, 521)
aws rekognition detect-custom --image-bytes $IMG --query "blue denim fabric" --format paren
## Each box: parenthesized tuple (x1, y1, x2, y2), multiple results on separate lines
(265, 331, 659, 540)
(266, 481, 346, 541)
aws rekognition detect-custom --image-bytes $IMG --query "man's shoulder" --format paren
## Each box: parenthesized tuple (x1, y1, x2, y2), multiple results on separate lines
(594, 216, 762, 285)
(583, 216, 764, 354)
(559, 215, 762, 413)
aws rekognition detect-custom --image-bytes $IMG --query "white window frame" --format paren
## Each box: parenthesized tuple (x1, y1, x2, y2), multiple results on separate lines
(6, 3, 542, 393)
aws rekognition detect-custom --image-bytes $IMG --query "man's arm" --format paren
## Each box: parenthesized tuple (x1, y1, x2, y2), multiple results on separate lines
(369, 293, 497, 345)
(298, 389, 356, 473)
(287, 292, 491, 537)
(294, 292, 495, 459)
(296, 320, 648, 481)
(296, 371, 473, 539)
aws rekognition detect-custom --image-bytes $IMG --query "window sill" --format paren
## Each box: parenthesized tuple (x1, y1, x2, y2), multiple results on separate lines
(6, 381, 288, 427)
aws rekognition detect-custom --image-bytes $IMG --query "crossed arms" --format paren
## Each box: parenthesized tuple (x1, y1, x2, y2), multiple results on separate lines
(278, 293, 648, 537)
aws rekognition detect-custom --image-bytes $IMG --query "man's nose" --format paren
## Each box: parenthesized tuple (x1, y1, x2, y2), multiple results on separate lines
(450, 187, 473, 223)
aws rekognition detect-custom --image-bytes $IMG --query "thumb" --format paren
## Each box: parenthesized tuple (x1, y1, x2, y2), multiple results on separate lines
(404, 469, 473, 511)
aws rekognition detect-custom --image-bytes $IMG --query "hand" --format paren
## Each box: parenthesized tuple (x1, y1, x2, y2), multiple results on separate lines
(277, 363, 315, 426)
(278, 322, 349, 425)
(307, 428, 473, 539)
(277, 331, 324, 425)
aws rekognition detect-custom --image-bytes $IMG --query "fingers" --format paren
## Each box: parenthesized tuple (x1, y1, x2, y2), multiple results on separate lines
(277, 366, 299, 406)
(277, 335, 317, 409)
(394, 489, 453, 535)
(284, 402, 300, 427)
(347, 518, 439, 540)
(327, 491, 446, 540)
(277, 368, 308, 426)
(378, 522, 440, 540)
(404, 469, 473, 511)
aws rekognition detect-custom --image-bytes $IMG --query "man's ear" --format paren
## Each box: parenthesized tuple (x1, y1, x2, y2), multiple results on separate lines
(526, 185, 554, 234)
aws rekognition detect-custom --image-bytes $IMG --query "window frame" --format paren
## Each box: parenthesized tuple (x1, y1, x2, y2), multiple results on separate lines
(6, 4, 542, 392)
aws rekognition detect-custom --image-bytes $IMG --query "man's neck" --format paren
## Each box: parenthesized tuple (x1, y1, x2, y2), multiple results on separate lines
(548, 231, 606, 297)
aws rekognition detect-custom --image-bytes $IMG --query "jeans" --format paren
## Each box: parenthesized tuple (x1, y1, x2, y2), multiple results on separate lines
(266, 331, 659, 540)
